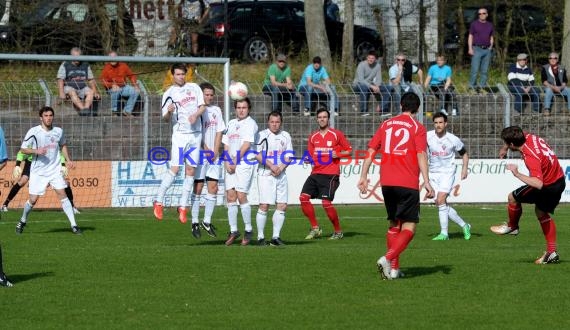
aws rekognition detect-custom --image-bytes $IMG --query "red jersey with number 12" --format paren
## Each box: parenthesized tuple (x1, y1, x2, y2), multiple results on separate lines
(367, 113, 427, 190)
(521, 133, 564, 185)
(307, 128, 352, 175)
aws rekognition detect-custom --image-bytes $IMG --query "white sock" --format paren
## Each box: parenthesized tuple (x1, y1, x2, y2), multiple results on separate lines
(228, 202, 238, 232)
(256, 210, 267, 239)
(156, 170, 176, 203)
(190, 193, 200, 224)
(21, 200, 33, 222)
(438, 204, 449, 236)
(61, 198, 77, 227)
(272, 210, 286, 239)
(241, 203, 252, 232)
(180, 176, 195, 208)
(448, 206, 467, 228)
(203, 194, 216, 224)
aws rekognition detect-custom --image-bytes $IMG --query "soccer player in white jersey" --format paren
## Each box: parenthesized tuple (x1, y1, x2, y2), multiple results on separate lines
(222, 97, 258, 246)
(15, 106, 81, 235)
(153, 63, 206, 223)
(189, 82, 226, 239)
(427, 112, 471, 240)
(254, 111, 293, 246)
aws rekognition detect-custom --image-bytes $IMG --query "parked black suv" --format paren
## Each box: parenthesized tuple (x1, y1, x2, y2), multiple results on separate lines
(444, 5, 561, 62)
(0, 0, 137, 55)
(197, 0, 381, 62)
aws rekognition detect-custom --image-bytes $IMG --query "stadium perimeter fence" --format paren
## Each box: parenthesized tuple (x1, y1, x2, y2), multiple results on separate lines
(1, 54, 570, 208)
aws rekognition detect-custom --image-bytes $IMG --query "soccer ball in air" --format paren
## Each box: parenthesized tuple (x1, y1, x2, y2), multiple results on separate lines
(228, 81, 248, 101)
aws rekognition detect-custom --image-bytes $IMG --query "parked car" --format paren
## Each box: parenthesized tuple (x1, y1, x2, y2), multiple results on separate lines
(197, 0, 381, 62)
(443, 4, 560, 62)
(0, 0, 137, 55)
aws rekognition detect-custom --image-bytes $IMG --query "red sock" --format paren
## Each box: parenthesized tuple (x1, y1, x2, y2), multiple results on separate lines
(538, 215, 557, 252)
(322, 199, 341, 232)
(385, 229, 414, 261)
(387, 225, 401, 269)
(507, 203, 522, 229)
(300, 194, 318, 228)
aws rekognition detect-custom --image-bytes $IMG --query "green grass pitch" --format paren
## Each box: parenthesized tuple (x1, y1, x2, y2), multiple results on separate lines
(1, 204, 569, 329)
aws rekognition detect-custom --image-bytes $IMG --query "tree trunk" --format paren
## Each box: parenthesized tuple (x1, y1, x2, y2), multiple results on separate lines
(341, 0, 355, 81)
(305, 0, 331, 66)
(92, 0, 112, 53)
(562, 0, 570, 68)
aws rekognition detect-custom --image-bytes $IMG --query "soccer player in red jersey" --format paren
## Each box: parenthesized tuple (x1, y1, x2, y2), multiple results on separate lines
(358, 92, 434, 280)
(490, 126, 565, 264)
(300, 107, 352, 240)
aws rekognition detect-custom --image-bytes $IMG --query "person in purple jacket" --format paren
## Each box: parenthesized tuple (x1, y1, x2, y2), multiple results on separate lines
(467, 7, 494, 92)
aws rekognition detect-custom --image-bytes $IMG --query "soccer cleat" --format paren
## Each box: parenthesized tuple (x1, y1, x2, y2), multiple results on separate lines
(535, 251, 560, 265)
(153, 201, 163, 221)
(72, 226, 82, 235)
(0, 275, 14, 288)
(15, 221, 26, 234)
(200, 222, 217, 237)
(490, 222, 519, 235)
(177, 207, 188, 224)
(304, 227, 322, 240)
(73, 207, 81, 215)
(241, 231, 253, 246)
(1, 205, 7, 212)
(376, 256, 392, 280)
(329, 231, 344, 240)
(191, 223, 201, 239)
(432, 233, 449, 241)
(390, 269, 405, 279)
(270, 237, 286, 246)
(463, 223, 472, 240)
(225, 231, 241, 246)
(257, 238, 267, 246)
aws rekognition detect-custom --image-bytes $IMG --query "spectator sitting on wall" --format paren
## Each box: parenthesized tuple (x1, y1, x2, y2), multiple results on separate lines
(57, 47, 100, 116)
(100, 50, 140, 117)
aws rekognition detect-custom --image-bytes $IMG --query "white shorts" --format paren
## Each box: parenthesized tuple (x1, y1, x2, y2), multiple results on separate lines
(29, 172, 67, 196)
(225, 164, 255, 193)
(429, 171, 456, 195)
(64, 86, 92, 99)
(257, 173, 288, 205)
(170, 131, 202, 168)
(195, 162, 222, 181)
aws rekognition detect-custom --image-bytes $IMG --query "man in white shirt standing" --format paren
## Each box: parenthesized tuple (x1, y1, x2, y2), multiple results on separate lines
(189, 82, 226, 239)
(153, 63, 206, 223)
(427, 112, 471, 240)
(222, 97, 258, 246)
(255, 111, 292, 246)
(15, 106, 81, 235)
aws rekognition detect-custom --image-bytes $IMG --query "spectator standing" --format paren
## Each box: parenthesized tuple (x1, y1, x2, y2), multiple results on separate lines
(298, 56, 339, 116)
(541, 52, 570, 116)
(100, 50, 140, 117)
(324, 0, 340, 21)
(170, 0, 211, 56)
(491, 126, 564, 265)
(424, 54, 458, 116)
(300, 107, 352, 240)
(389, 53, 424, 112)
(255, 111, 293, 246)
(188, 82, 226, 239)
(222, 98, 259, 246)
(57, 47, 100, 116)
(358, 92, 434, 280)
(262, 54, 300, 113)
(467, 7, 494, 92)
(352, 50, 391, 116)
(0, 125, 13, 287)
(508, 53, 540, 114)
